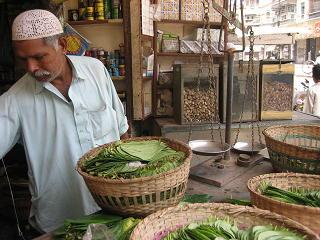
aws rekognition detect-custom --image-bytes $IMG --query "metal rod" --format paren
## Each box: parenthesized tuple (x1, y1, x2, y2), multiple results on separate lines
(225, 49, 235, 160)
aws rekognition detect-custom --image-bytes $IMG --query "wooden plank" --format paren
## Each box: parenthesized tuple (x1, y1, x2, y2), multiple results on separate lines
(131, 0, 143, 120)
(122, 0, 133, 127)
(67, 19, 123, 26)
(189, 153, 266, 187)
(156, 19, 222, 27)
(157, 52, 225, 58)
(111, 76, 125, 81)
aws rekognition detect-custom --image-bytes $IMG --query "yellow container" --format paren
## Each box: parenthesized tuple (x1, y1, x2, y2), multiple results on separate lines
(95, 2, 105, 20)
(86, 6, 94, 20)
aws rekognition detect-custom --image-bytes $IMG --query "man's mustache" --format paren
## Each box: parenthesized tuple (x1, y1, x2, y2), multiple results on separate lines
(33, 70, 51, 78)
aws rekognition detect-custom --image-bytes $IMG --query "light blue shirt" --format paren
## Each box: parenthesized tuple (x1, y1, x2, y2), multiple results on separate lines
(0, 55, 129, 232)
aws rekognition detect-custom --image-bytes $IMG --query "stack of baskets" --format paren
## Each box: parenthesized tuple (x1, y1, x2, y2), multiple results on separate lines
(248, 172, 320, 234)
(263, 125, 320, 174)
(130, 203, 318, 240)
(77, 137, 192, 217)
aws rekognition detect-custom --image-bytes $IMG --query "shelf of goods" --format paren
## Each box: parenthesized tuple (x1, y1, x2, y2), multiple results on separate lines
(63, 0, 132, 122)
(152, 0, 225, 119)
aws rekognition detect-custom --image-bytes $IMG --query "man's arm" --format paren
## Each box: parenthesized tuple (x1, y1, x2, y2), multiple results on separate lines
(0, 92, 21, 158)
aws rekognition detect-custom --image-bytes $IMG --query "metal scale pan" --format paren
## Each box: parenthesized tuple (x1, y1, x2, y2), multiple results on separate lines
(189, 140, 231, 156)
(232, 141, 266, 154)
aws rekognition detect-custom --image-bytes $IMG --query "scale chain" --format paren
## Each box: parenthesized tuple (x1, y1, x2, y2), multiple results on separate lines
(233, 26, 263, 152)
(205, 0, 223, 143)
(233, 27, 254, 146)
(188, 0, 209, 143)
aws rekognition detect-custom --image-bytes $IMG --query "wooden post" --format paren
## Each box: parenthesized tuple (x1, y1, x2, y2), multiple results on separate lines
(130, 0, 144, 120)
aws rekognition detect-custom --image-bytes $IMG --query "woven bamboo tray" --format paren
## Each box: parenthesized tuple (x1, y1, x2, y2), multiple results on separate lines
(77, 137, 192, 217)
(130, 203, 319, 240)
(263, 125, 320, 174)
(248, 173, 320, 234)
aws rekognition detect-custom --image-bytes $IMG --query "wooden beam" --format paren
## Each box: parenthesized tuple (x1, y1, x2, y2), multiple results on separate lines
(130, 0, 143, 120)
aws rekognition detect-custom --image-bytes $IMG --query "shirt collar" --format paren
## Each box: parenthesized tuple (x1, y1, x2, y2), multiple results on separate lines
(67, 55, 86, 81)
(34, 55, 85, 94)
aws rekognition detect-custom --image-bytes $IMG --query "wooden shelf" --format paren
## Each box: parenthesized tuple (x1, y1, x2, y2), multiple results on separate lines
(68, 19, 123, 26)
(156, 19, 222, 28)
(157, 52, 224, 58)
(112, 76, 126, 81)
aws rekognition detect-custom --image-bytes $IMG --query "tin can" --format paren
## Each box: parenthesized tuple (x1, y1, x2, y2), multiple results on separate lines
(79, 7, 86, 20)
(114, 59, 119, 67)
(95, 1, 105, 20)
(97, 47, 105, 57)
(104, 0, 112, 19)
(84, 50, 92, 56)
(119, 43, 125, 57)
(112, 4, 119, 19)
(68, 9, 79, 21)
(86, 6, 94, 20)
(114, 49, 120, 59)
(91, 47, 98, 58)
(119, 57, 125, 65)
(109, 59, 116, 68)
(112, 67, 119, 76)
(119, 65, 125, 76)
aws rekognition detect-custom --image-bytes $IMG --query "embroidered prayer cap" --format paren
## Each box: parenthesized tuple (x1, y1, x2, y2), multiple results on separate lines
(12, 9, 63, 41)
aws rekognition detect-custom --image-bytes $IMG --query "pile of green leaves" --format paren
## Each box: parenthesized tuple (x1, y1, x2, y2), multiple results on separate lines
(259, 181, 320, 207)
(161, 218, 304, 240)
(54, 213, 140, 240)
(82, 140, 186, 179)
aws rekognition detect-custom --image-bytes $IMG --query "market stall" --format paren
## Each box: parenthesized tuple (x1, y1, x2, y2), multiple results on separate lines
(1, 0, 320, 239)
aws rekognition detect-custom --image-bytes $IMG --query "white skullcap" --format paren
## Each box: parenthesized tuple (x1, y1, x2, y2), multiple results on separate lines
(12, 9, 63, 41)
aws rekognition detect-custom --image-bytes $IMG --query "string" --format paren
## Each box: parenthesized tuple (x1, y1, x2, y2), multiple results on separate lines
(1, 158, 26, 240)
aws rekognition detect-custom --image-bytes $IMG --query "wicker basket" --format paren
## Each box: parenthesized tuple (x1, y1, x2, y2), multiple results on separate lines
(263, 125, 320, 174)
(130, 203, 319, 240)
(77, 137, 192, 217)
(248, 173, 320, 234)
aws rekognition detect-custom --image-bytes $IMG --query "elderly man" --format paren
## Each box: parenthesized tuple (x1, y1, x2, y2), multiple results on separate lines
(0, 9, 128, 232)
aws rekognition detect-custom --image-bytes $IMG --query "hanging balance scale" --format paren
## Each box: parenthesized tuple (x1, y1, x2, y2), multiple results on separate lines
(188, 0, 248, 156)
(232, 27, 266, 154)
(188, 0, 231, 156)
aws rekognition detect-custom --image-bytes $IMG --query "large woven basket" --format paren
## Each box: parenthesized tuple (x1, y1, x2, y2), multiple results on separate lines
(130, 203, 319, 240)
(263, 125, 320, 174)
(248, 173, 320, 234)
(77, 137, 192, 217)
